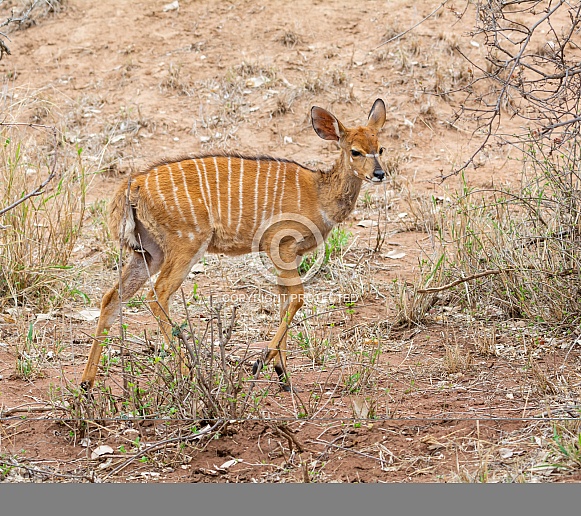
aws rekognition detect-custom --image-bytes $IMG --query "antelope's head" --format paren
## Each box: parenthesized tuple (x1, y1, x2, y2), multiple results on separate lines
(311, 98, 387, 183)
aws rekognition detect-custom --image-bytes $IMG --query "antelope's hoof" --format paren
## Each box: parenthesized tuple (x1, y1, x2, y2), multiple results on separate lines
(79, 381, 95, 401)
(80, 380, 91, 392)
(252, 359, 263, 376)
(274, 364, 292, 392)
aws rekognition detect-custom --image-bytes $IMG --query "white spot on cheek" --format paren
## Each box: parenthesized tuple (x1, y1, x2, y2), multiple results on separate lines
(353, 170, 358, 176)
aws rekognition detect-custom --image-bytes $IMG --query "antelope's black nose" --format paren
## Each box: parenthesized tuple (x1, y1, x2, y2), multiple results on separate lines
(373, 169, 385, 182)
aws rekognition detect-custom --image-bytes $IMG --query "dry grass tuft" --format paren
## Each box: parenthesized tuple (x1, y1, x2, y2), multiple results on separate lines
(414, 139, 581, 334)
(276, 30, 304, 48)
(0, 122, 87, 311)
(159, 62, 192, 96)
(443, 338, 472, 374)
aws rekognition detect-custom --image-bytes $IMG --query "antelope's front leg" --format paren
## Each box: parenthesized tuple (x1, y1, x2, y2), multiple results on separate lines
(252, 272, 304, 391)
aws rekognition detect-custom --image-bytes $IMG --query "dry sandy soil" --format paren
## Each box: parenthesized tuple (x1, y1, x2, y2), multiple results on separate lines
(1, 0, 580, 483)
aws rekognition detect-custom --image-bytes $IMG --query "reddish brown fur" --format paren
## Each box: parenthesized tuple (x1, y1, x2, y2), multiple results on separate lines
(81, 99, 387, 390)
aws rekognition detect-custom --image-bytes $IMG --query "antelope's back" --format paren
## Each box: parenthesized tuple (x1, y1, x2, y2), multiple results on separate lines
(127, 155, 324, 254)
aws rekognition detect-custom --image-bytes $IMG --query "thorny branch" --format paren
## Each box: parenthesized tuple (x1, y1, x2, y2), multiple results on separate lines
(442, 1, 581, 179)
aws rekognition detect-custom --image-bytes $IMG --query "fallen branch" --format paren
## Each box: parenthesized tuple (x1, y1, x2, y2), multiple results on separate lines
(309, 438, 388, 464)
(417, 265, 580, 294)
(416, 269, 502, 294)
(0, 402, 67, 418)
(3, 457, 95, 482)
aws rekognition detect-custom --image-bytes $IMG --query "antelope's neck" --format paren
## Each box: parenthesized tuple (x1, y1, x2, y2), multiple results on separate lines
(317, 155, 363, 225)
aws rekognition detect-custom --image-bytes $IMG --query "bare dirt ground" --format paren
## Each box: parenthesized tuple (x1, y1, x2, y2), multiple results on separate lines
(1, 0, 581, 483)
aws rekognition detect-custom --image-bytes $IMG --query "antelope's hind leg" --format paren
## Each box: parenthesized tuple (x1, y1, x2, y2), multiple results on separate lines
(144, 237, 211, 375)
(80, 249, 162, 390)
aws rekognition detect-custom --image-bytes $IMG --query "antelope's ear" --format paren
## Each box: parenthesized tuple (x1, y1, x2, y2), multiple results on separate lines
(367, 99, 386, 131)
(311, 106, 346, 141)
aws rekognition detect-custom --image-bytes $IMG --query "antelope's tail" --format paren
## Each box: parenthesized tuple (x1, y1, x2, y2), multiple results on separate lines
(108, 178, 142, 251)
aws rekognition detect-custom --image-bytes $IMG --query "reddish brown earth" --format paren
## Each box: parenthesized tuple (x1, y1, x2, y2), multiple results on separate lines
(1, 0, 580, 483)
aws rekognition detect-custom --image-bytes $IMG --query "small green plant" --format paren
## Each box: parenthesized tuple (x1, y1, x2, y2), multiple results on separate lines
(404, 380, 416, 395)
(299, 226, 351, 275)
(345, 372, 362, 393)
(294, 328, 328, 365)
(15, 322, 39, 379)
(191, 283, 199, 302)
(296, 331, 311, 351)
(548, 423, 581, 469)
(0, 457, 13, 479)
(126, 295, 145, 309)
(361, 190, 373, 209)
(345, 301, 356, 316)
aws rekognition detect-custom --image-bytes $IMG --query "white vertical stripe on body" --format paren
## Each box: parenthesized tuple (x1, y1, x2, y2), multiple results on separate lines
(269, 160, 281, 221)
(168, 164, 188, 224)
(295, 164, 301, 211)
(252, 159, 261, 231)
(193, 159, 211, 223)
(277, 162, 287, 216)
(201, 158, 214, 223)
(154, 168, 168, 211)
(227, 156, 232, 228)
(260, 160, 272, 225)
(213, 156, 221, 223)
(235, 158, 244, 233)
(177, 161, 199, 232)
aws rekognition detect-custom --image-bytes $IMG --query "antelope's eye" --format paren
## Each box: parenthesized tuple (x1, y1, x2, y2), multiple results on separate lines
(351, 150, 362, 157)
(379, 147, 385, 155)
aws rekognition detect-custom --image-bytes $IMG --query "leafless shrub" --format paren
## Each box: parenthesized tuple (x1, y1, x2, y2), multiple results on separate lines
(391, 276, 438, 329)
(471, 324, 498, 357)
(159, 62, 192, 96)
(449, 1, 581, 177)
(443, 335, 472, 374)
(270, 88, 302, 117)
(64, 296, 265, 430)
(429, 152, 581, 325)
